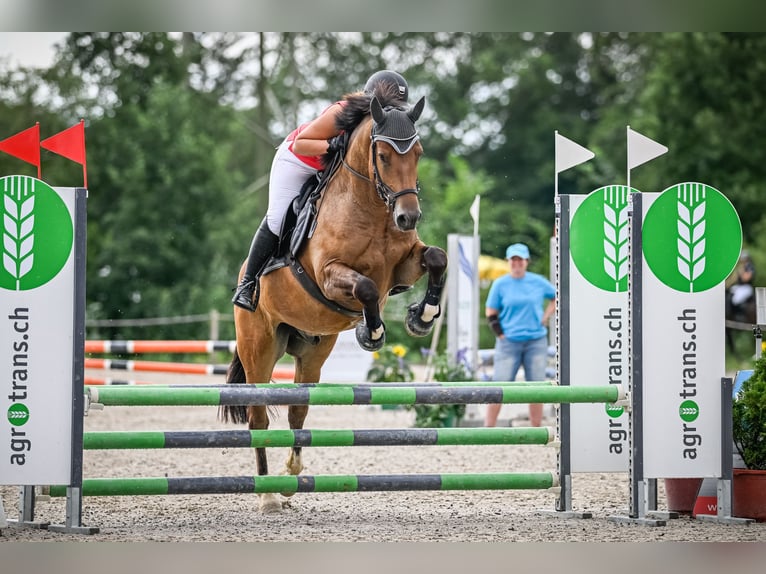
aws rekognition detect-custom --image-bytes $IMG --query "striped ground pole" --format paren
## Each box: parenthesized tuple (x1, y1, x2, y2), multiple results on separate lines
(47, 472, 558, 497)
(87, 384, 623, 407)
(85, 340, 237, 354)
(84, 358, 295, 379)
(84, 358, 229, 375)
(82, 427, 555, 449)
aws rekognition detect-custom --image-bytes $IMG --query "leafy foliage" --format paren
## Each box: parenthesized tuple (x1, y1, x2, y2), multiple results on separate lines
(733, 356, 766, 470)
(365, 345, 414, 383)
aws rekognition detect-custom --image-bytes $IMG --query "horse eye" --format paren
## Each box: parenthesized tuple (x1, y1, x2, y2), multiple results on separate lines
(378, 152, 389, 164)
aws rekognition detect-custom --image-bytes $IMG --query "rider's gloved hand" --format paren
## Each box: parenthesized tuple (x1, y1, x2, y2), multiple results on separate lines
(327, 135, 345, 154)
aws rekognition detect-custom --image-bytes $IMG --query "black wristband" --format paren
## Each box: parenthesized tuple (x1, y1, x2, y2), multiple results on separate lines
(487, 315, 503, 337)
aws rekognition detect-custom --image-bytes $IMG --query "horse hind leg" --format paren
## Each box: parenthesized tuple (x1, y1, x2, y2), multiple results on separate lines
(406, 245, 447, 336)
(246, 404, 283, 513)
(282, 405, 308, 480)
(279, 337, 336, 496)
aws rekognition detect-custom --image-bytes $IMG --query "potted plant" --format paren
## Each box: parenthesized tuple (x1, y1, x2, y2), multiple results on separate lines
(732, 354, 766, 521)
(366, 344, 415, 383)
(405, 353, 470, 428)
(366, 345, 414, 410)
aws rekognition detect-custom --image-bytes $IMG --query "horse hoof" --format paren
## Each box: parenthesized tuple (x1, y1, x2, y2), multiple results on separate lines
(355, 321, 386, 352)
(259, 493, 283, 513)
(405, 302, 434, 337)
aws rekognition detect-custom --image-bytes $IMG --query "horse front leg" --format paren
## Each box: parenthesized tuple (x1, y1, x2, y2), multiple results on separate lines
(405, 245, 448, 336)
(353, 275, 387, 351)
(322, 264, 385, 351)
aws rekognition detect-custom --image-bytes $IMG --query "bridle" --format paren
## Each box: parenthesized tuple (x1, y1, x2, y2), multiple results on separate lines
(342, 112, 421, 210)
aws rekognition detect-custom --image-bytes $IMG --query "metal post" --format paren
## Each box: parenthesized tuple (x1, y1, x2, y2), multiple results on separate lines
(47, 188, 99, 535)
(696, 377, 753, 524)
(755, 287, 765, 359)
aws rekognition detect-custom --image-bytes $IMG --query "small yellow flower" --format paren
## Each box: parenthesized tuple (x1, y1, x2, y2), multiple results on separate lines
(372, 351, 380, 360)
(392, 344, 407, 358)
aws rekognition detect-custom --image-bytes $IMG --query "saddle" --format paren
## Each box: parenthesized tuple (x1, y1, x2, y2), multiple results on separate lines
(257, 140, 365, 317)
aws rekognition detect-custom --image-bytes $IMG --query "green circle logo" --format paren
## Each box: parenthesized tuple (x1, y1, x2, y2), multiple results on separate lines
(0, 175, 73, 291)
(679, 400, 699, 423)
(7, 403, 30, 426)
(642, 183, 741, 292)
(571, 185, 636, 292)
(605, 402, 625, 418)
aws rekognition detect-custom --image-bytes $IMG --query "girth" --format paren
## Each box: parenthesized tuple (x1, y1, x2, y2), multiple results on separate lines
(288, 256, 362, 318)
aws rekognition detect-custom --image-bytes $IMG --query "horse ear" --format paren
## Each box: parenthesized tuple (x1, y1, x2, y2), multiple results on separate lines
(408, 96, 425, 123)
(370, 96, 385, 124)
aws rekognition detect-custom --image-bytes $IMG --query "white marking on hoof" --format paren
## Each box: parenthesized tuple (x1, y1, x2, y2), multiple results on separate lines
(259, 493, 283, 513)
(371, 325, 385, 340)
(281, 456, 303, 497)
(420, 303, 439, 323)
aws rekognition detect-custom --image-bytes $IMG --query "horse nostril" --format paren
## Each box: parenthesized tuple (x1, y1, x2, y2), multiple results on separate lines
(396, 213, 418, 231)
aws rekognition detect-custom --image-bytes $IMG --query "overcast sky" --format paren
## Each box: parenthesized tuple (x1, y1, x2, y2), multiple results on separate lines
(0, 32, 67, 68)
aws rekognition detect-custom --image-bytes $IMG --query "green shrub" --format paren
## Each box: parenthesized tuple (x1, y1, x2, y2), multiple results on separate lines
(733, 355, 766, 470)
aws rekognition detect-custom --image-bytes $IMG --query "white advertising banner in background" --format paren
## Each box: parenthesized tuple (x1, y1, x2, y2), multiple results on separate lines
(322, 328, 374, 382)
(639, 184, 741, 478)
(447, 234, 478, 371)
(566, 188, 632, 472)
(1, 176, 75, 484)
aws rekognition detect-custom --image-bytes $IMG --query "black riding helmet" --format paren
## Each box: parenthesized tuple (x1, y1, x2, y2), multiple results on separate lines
(364, 70, 408, 103)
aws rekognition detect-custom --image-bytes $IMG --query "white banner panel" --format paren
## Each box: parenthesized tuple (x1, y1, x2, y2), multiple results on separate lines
(447, 234, 479, 370)
(640, 184, 740, 478)
(566, 189, 631, 472)
(1, 177, 75, 485)
(322, 329, 374, 382)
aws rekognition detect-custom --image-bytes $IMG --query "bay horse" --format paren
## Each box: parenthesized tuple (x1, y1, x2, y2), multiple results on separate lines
(220, 85, 448, 512)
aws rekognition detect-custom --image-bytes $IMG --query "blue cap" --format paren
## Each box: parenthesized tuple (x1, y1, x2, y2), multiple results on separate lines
(505, 243, 530, 260)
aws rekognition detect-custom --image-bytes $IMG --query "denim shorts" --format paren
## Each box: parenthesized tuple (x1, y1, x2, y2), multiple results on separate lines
(493, 335, 548, 383)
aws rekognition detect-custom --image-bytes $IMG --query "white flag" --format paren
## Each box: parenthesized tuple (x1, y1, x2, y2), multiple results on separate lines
(555, 131, 595, 174)
(627, 126, 668, 170)
(469, 194, 480, 225)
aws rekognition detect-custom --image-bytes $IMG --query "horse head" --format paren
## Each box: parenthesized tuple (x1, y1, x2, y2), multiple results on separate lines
(369, 95, 426, 231)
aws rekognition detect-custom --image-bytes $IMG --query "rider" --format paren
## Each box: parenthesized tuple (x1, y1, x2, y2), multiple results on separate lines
(232, 70, 410, 311)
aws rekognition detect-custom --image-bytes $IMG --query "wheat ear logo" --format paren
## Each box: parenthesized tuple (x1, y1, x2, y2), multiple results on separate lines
(0, 175, 73, 291)
(3, 179, 35, 290)
(676, 186, 706, 291)
(643, 183, 741, 292)
(570, 185, 632, 292)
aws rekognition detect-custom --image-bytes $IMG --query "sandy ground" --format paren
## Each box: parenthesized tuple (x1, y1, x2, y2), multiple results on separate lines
(2, 371, 765, 542)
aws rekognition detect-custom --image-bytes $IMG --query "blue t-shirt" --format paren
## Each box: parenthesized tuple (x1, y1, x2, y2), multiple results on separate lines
(486, 272, 556, 341)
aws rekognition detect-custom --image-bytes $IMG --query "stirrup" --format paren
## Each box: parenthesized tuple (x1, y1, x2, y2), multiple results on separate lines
(232, 280, 256, 312)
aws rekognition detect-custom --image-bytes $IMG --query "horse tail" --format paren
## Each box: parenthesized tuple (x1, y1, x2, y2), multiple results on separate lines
(217, 346, 249, 424)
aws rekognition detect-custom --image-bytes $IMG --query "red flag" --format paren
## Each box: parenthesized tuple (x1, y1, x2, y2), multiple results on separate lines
(41, 121, 85, 164)
(41, 120, 88, 188)
(0, 124, 41, 173)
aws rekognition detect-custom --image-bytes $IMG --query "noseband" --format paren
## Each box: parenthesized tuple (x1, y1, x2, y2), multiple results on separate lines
(342, 111, 421, 210)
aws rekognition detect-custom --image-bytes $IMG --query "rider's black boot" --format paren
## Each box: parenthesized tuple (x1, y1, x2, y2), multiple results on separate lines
(232, 220, 280, 312)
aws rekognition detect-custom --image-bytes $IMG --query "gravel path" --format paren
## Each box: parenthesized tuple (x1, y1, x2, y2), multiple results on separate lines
(2, 372, 765, 542)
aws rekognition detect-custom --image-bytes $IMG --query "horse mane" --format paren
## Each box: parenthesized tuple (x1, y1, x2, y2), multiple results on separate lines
(319, 83, 407, 167)
(336, 82, 407, 132)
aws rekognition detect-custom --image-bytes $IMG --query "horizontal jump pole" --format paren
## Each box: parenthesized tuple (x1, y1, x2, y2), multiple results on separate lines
(87, 384, 623, 407)
(47, 472, 557, 497)
(84, 380, 555, 389)
(85, 340, 237, 354)
(84, 358, 294, 379)
(83, 427, 555, 450)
